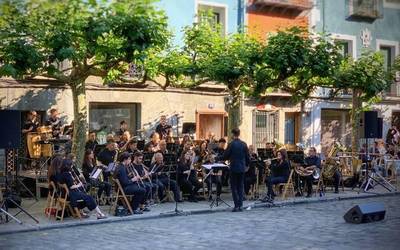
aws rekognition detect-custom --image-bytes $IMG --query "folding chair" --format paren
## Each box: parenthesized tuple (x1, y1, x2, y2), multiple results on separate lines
(280, 169, 295, 200)
(110, 178, 133, 215)
(45, 181, 58, 218)
(55, 184, 81, 222)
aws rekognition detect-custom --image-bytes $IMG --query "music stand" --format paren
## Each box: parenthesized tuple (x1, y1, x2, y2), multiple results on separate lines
(160, 153, 187, 216)
(203, 164, 231, 208)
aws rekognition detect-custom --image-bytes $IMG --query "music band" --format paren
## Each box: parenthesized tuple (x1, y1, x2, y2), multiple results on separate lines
(22, 109, 400, 217)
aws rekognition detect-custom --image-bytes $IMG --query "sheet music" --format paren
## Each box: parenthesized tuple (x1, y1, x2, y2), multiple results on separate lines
(90, 168, 102, 179)
(202, 163, 229, 170)
(105, 162, 116, 172)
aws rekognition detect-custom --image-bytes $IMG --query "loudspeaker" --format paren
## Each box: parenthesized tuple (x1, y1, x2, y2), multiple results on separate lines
(343, 202, 386, 224)
(377, 117, 383, 139)
(182, 122, 196, 134)
(360, 111, 378, 139)
(0, 110, 21, 149)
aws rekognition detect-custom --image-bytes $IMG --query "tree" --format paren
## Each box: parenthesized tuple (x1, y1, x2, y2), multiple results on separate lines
(252, 27, 342, 102)
(332, 51, 391, 154)
(0, 0, 170, 166)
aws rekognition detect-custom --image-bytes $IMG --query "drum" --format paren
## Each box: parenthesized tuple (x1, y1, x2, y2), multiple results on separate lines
(41, 144, 52, 157)
(37, 126, 52, 134)
(27, 133, 41, 158)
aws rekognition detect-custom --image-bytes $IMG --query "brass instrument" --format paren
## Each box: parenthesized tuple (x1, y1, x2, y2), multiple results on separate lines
(322, 158, 339, 179)
(186, 152, 196, 181)
(127, 163, 144, 187)
(294, 164, 321, 179)
(70, 170, 87, 193)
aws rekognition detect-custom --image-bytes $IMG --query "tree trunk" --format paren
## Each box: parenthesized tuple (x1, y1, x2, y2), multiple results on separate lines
(351, 88, 361, 156)
(70, 81, 87, 168)
(227, 93, 241, 140)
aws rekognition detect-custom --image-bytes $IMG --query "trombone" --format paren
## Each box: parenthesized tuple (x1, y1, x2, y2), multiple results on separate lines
(127, 163, 145, 187)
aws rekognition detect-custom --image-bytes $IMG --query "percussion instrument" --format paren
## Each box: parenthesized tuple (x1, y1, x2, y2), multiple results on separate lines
(37, 126, 52, 134)
(27, 133, 41, 158)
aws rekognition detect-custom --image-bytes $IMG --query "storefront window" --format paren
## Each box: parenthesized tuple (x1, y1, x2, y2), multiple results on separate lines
(89, 103, 140, 144)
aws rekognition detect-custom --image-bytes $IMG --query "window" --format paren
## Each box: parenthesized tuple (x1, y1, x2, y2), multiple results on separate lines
(349, 0, 381, 19)
(380, 45, 395, 70)
(336, 40, 352, 58)
(253, 111, 279, 149)
(332, 34, 357, 59)
(384, 0, 400, 9)
(197, 2, 227, 35)
(89, 103, 140, 144)
(285, 117, 295, 145)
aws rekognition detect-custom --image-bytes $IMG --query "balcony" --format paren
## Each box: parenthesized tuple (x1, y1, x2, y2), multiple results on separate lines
(251, 0, 313, 13)
(348, 0, 382, 19)
(386, 83, 400, 97)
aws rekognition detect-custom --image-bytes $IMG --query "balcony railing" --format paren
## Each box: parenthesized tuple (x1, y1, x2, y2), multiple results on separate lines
(252, 0, 313, 11)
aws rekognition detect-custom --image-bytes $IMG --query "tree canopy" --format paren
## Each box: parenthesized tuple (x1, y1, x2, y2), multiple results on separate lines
(0, 0, 170, 165)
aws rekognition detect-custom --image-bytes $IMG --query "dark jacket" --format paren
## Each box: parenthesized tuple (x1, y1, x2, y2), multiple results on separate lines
(217, 138, 250, 173)
(271, 160, 290, 180)
(115, 164, 134, 188)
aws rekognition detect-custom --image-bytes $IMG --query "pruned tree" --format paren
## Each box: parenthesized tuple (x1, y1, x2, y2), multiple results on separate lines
(332, 51, 391, 154)
(0, 0, 170, 166)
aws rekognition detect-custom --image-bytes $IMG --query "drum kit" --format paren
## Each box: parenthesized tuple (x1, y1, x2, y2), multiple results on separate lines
(26, 125, 70, 160)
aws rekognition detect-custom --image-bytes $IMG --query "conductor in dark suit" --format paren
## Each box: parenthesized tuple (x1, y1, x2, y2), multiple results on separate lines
(217, 128, 250, 212)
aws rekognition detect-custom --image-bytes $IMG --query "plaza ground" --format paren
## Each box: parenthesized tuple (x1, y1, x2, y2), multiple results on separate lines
(1, 193, 399, 250)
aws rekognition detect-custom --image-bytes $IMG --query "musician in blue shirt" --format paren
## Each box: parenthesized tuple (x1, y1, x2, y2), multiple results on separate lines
(115, 152, 146, 214)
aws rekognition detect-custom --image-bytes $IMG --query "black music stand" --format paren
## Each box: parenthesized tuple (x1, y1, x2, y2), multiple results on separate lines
(205, 164, 231, 209)
(160, 154, 187, 216)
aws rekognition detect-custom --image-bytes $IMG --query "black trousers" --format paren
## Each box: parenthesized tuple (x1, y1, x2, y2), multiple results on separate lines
(178, 172, 202, 198)
(304, 170, 340, 195)
(155, 177, 181, 201)
(244, 176, 257, 195)
(124, 183, 146, 210)
(143, 181, 157, 200)
(266, 176, 287, 197)
(206, 175, 222, 197)
(230, 172, 245, 208)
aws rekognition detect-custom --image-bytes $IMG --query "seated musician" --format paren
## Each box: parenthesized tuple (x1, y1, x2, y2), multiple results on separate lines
(178, 134, 191, 156)
(114, 152, 146, 214)
(155, 115, 172, 140)
(125, 139, 140, 154)
(97, 140, 118, 179)
(58, 159, 106, 219)
(48, 156, 63, 190)
(85, 131, 98, 151)
(214, 138, 229, 186)
(22, 111, 40, 134)
(45, 108, 62, 138)
(177, 150, 202, 202)
(82, 149, 111, 204)
(132, 152, 156, 207)
(118, 131, 131, 150)
(264, 149, 290, 201)
(244, 145, 258, 195)
(157, 140, 169, 155)
(196, 140, 222, 200)
(116, 120, 128, 138)
(304, 147, 340, 195)
(150, 152, 182, 202)
(144, 132, 160, 153)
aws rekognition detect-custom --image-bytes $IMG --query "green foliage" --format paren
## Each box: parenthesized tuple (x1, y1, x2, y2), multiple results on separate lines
(334, 50, 390, 100)
(253, 27, 342, 102)
(0, 0, 170, 83)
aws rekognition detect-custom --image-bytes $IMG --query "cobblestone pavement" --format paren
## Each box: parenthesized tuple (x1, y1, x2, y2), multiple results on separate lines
(1, 195, 399, 250)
